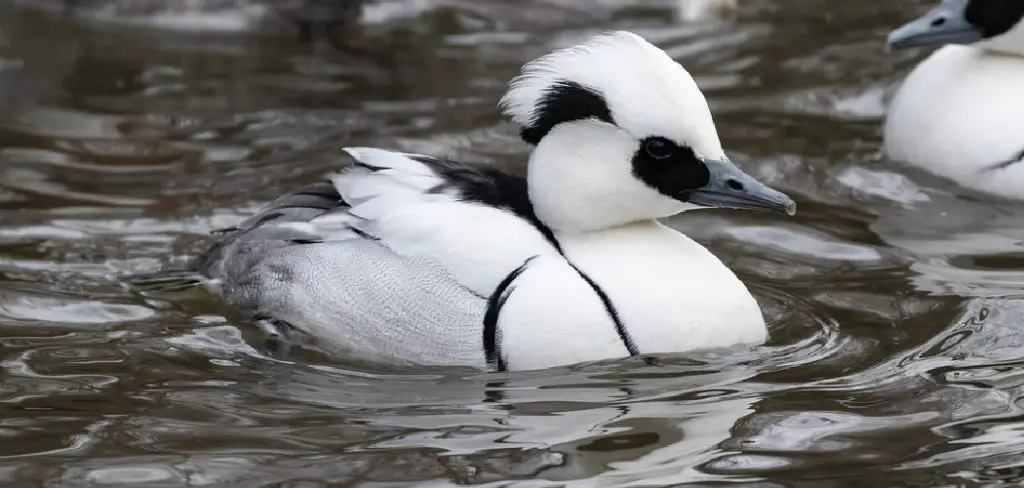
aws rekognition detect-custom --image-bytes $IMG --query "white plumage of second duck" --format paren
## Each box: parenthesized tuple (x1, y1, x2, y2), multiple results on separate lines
(150, 31, 796, 372)
(885, 0, 1024, 199)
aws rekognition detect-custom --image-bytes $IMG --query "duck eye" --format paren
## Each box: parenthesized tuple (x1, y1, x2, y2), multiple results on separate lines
(644, 139, 673, 160)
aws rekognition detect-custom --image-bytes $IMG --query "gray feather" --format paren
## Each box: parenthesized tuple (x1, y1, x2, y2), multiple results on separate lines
(128, 150, 535, 369)
(225, 239, 487, 367)
(191, 181, 342, 281)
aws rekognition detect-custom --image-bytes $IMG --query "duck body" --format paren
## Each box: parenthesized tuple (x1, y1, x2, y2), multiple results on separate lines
(884, 0, 1024, 199)
(139, 31, 794, 372)
(194, 148, 765, 371)
(551, 222, 765, 357)
(884, 45, 1024, 199)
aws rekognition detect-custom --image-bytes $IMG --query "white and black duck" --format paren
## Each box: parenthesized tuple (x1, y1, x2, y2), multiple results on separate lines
(885, 0, 1024, 199)
(134, 31, 796, 372)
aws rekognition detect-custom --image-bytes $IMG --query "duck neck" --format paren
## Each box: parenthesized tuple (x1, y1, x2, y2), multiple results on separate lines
(526, 165, 643, 235)
(524, 124, 687, 235)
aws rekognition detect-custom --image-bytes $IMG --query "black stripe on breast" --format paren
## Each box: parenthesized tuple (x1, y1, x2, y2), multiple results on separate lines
(408, 154, 637, 361)
(483, 256, 538, 372)
(985, 147, 1024, 171)
(570, 264, 638, 357)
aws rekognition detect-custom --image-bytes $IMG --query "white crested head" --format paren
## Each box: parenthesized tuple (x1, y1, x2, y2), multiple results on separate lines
(500, 31, 723, 158)
(498, 31, 794, 233)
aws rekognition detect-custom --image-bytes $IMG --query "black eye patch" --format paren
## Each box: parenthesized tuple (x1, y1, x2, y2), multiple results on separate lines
(631, 136, 710, 200)
(965, 0, 1024, 38)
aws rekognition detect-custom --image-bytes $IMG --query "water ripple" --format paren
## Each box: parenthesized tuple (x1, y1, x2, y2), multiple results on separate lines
(0, 0, 1022, 485)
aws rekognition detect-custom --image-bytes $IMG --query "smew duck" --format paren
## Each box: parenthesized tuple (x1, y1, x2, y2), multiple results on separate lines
(885, 0, 1024, 199)
(137, 31, 796, 372)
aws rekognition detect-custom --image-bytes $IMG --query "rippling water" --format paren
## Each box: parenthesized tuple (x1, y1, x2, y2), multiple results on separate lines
(3, 0, 1024, 486)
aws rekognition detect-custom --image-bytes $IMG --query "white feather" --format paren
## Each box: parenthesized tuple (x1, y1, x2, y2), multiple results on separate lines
(885, 45, 1024, 200)
(499, 30, 724, 159)
(556, 220, 766, 353)
(343, 147, 439, 179)
(884, 6, 1024, 200)
(527, 120, 698, 233)
(496, 255, 629, 370)
(330, 147, 562, 297)
(497, 30, 730, 233)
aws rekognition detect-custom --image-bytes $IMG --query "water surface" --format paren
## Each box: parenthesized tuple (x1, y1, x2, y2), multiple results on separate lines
(3, 1, 1024, 486)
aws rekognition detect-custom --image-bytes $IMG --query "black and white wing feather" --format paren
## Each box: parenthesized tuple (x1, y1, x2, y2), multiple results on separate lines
(327, 147, 563, 295)
(134, 147, 564, 368)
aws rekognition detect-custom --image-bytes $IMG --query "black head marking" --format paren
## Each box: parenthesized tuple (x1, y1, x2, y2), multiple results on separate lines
(520, 80, 614, 145)
(965, 0, 1024, 38)
(630, 136, 710, 201)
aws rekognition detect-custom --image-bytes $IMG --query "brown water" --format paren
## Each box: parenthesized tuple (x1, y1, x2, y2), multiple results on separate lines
(3, 1, 1024, 486)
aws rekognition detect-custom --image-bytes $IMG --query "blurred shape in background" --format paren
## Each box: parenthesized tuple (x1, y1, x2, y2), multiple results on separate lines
(676, 0, 738, 22)
(4, 0, 627, 65)
(9, 0, 613, 37)
(6, 0, 729, 42)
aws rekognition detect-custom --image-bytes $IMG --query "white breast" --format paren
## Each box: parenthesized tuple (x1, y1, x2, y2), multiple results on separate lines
(884, 45, 1024, 199)
(497, 255, 631, 371)
(555, 220, 767, 354)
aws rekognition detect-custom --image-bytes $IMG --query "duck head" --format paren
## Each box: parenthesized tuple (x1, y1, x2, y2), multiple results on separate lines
(887, 0, 1024, 55)
(498, 31, 795, 233)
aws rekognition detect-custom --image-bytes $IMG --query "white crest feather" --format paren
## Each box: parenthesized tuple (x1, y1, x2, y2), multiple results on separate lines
(498, 30, 724, 158)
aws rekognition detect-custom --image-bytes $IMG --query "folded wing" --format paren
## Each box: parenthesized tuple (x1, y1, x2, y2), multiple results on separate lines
(160, 147, 564, 368)
(327, 147, 563, 296)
